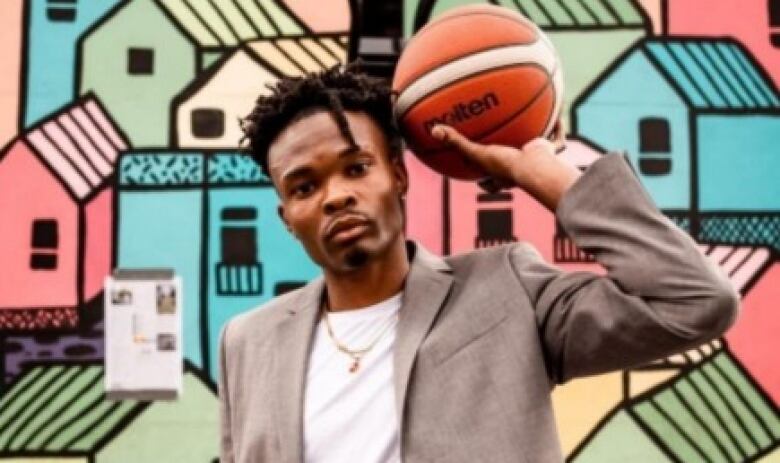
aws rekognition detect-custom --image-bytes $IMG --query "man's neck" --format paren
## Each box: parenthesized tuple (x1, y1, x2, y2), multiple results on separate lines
(323, 238, 410, 312)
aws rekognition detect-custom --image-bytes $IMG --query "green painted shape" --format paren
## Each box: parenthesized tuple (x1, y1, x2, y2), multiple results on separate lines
(713, 354, 780, 440)
(12, 367, 103, 452)
(404, 0, 489, 36)
(687, 368, 759, 457)
(561, 0, 598, 26)
(515, 0, 553, 26)
(260, 0, 305, 34)
(7, 367, 85, 451)
(539, 0, 575, 26)
(202, 51, 225, 70)
(0, 367, 46, 419)
(47, 401, 125, 451)
(581, 0, 619, 24)
(571, 409, 671, 463)
(95, 372, 219, 463)
(38, 369, 108, 451)
(235, 0, 277, 35)
(653, 387, 727, 463)
(604, 0, 643, 24)
(69, 401, 140, 451)
(80, 0, 196, 146)
(158, 0, 220, 47)
(702, 361, 773, 449)
(549, 29, 644, 125)
(634, 399, 702, 461)
(0, 366, 63, 449)
(674, 377, 744, 462)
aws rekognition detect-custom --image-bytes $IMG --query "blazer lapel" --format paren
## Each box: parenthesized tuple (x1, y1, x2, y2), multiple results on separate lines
(393, 241, 454, 425)
(272, 276, 324, 463)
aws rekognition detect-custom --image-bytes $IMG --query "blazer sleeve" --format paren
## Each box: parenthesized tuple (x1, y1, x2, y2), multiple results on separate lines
(509, 152, 740, 384)
(218, 320, 235, 463)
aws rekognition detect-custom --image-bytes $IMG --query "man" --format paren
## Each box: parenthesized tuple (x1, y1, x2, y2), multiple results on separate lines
(219, 65, 739, 462)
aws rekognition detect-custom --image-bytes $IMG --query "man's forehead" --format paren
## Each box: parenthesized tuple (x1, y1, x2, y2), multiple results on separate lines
(269, 110, 385, 178)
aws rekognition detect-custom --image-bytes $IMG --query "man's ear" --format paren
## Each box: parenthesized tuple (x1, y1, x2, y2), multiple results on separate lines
(277, 204, 295, 237)
(392, 153, 409, 197)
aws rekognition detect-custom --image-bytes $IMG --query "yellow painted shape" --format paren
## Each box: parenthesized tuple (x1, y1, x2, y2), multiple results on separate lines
(629, 369, 681, 398)
(247, 41, 300, 76)
(552, 371, 623, 456)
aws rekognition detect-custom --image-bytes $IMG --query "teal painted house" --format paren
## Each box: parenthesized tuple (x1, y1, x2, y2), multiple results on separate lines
(23, 0, 120, 126)
(77, 0, 307, 147)
(117, 151, 319, 379)
(574, 38, 780, 250)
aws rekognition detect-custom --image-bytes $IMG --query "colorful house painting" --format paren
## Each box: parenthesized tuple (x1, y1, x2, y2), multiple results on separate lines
(23, 0, 121, 128)
(0, 94, 128, 331)
(570, 350, 780, 463)
(667, 0, 780, 89)
(0, 1, 24, 145)
(403, 0, 650, 129)
(574, 37, 780, 251)
(77, 0, 308, 147)
(173, 34, 347, 149)
(283, 0, 350, 32)
(117, 151, 319, 379)
(0, 362, 218, 462)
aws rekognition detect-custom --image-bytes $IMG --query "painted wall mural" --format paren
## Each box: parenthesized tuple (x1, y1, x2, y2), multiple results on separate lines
(0, 0, 777, 461)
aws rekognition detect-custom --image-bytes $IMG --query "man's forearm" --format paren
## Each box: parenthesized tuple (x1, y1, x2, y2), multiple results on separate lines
(509, 139, 581, 211)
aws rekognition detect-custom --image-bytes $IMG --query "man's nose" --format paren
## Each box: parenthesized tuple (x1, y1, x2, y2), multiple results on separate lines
(323, 181, 357, 214)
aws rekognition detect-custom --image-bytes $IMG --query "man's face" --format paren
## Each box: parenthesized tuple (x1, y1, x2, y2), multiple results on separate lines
(269, 110, 408, 274)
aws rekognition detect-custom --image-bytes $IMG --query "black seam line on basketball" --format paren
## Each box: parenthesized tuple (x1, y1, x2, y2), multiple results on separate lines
(398, 61, 548, 119)
(400, 12, 540, 89)
(414, 68, 553, 154)
(397, 52, 552, 119)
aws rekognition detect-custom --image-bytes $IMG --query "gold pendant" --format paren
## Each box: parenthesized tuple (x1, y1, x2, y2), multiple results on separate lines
(349, 358, 360, 373)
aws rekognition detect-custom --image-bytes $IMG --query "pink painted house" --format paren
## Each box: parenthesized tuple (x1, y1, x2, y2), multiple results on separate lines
(0, 1, 24, 145)
(406, 135, 605, 275)
(0, 94, 128, 330)
(667, 0, 780, 88)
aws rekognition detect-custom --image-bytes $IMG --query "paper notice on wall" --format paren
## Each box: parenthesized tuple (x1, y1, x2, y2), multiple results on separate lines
(104, 269, 183, 400)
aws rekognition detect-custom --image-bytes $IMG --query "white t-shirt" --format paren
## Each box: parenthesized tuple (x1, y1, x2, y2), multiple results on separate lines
(304, 292, 403, 463)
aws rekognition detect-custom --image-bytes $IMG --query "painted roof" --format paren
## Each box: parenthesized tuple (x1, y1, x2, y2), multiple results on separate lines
(641, 39, 780, 109)
(157, 0, 307, 48)
(0, 362, 214, 455)
(245, 35, 348, 77)
(494, 0, 646, 29)
(632, 352, 780, 462)
(575, 351, 780, 462)
(699, 244, 773, 294)
(24, 95, 129, 201)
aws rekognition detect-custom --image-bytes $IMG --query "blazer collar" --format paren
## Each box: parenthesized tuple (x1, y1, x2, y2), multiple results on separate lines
(272, 240, 454, 462)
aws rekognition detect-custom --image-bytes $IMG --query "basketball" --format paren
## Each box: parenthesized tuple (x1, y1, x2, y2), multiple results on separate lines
(392, 4, 564, 180)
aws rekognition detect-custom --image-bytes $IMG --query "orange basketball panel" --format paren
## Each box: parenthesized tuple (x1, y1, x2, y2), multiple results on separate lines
(393, 9, 538, 92)
(478, 84, 556, 148)
(400, 66, 550, 153)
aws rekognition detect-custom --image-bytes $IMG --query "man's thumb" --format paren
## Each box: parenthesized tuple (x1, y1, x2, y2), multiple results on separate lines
(430, 124, 486, 161)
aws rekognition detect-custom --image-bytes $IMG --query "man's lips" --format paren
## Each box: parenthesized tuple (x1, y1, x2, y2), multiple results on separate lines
(325, 215, 371, 243)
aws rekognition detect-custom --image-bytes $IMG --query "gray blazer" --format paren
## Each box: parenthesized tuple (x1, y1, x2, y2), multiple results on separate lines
(218, 153, 739, 463)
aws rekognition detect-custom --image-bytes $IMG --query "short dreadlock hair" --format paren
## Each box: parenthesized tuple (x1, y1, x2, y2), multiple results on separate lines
(241, 63, 403, 179)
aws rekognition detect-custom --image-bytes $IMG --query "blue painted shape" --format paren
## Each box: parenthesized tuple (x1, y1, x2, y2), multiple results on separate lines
(685, 43, 743, 108)
(118, 189, 205, 368)
(206, 186, 320, 380)
(723, 43, 780, 106)
(697, 115, 780, 211)
(24, 0, 120, 126)
(575, 49, 691, 210)
(645, 42, 709, 108)
(666, 43, 727, 108)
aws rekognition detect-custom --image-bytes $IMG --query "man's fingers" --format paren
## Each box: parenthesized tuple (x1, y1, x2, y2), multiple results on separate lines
(431, 124, 488, 161)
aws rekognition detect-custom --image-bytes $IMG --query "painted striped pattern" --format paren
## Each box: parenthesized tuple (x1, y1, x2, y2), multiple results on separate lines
(644, 39, 780, 109)
(493, 0, 645, 28)
(245, 35, 348, 77)
(158, 0, 306, 48)
(24, 97, 128, 200)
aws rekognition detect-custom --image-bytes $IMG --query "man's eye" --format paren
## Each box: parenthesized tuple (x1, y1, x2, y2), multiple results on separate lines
(291, 182, 314, 197)
(347, 163, 368, 176)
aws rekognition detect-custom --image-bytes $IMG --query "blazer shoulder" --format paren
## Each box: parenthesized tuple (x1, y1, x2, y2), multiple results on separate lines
(222, 287, 306, 348)
(444, 241, 539, 275)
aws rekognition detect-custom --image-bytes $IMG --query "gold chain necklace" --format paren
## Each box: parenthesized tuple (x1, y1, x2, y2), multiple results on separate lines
(322, 299, 398, 373)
